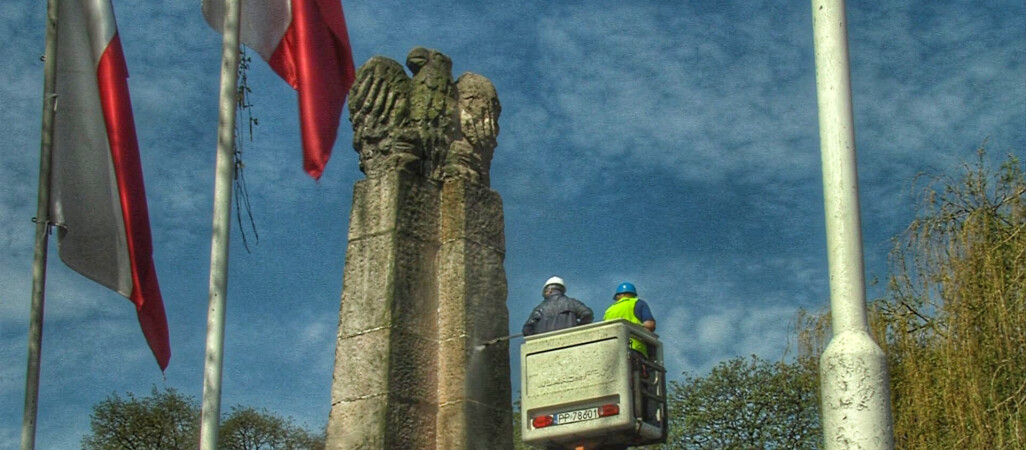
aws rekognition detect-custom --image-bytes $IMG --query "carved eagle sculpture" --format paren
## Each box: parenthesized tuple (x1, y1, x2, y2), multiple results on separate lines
(347, 47, 500, 184)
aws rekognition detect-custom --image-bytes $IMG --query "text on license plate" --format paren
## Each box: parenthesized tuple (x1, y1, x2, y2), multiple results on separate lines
(553, 407, 600, 425)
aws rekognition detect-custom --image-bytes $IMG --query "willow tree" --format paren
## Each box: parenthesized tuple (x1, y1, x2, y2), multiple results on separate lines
(876, 149, 1025, 448)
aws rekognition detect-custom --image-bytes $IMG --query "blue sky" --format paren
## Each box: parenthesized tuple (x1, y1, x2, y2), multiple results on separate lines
(2, 0, 1023, 447)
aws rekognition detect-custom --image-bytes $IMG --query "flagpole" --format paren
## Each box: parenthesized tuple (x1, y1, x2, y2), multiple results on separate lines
(199, 0, 241, 447)
(811, 0, 894, 448)
(22, 0, 59, 448)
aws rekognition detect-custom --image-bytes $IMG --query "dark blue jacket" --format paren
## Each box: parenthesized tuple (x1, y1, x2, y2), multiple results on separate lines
(522, 293, 594, 336)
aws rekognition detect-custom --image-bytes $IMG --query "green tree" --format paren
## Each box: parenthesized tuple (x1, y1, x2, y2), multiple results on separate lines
(82, 387, 199, 450)
(219, 406, 324, 450)
(81, 387, 325, 450)
(658, 355, 820, 450)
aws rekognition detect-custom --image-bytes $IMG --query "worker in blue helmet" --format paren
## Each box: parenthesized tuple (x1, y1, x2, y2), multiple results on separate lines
(603, 282, 656, 356)
(604, 282, 660, 436)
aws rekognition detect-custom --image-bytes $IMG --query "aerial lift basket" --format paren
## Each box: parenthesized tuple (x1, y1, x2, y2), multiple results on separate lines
(521, 320, 668, 449)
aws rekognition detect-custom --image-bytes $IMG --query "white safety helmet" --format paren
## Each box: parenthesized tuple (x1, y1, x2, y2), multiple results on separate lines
(544, 276, 565, 290)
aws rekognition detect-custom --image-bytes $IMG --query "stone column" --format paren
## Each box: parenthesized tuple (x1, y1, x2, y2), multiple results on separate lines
(327, 170, 441, 449)
(436, 179, 511, 449)
(326, 47, 510, 450)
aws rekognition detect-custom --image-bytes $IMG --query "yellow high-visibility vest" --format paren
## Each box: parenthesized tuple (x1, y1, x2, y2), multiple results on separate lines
(603, 296, 648, 357)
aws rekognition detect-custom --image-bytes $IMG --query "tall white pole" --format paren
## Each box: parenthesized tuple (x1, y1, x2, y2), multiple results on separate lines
(22, 1, 59, 449)
(811, 0, 894, 448)
(199, 0, 241, 447)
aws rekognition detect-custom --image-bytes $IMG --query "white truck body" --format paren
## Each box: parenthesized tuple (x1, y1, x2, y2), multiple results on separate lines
(520, 320, 667, 449)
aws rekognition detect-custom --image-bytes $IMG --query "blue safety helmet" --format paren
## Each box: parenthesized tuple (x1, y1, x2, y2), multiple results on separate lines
(615, 282, 637, 295)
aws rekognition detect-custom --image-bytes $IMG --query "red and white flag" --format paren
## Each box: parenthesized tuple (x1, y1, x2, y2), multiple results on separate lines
(203, 0, 357, 179)
(51, 0, 170, 370)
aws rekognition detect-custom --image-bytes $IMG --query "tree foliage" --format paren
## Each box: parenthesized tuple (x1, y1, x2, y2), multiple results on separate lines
(219, 406, 324, 450)
(81, 387, 324, 450)
(657, 150, 1022, 450)
(877, 149, 1025, 448)
(799, 149, 1025, 449)
(81, 387, 199, 450)
(658, 355, 820, 450)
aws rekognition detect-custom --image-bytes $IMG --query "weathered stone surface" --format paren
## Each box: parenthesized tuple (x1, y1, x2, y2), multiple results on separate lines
(390, 236, 440, 334)
(326, 395, 440, 450)
(331, 330, 391, 402)
(348, 47, 500, 185)
(445, 73, 500, 186)
(326, 396, 388, 450)
(337, 221, 440, 338)
(328, 47, 510, 450)
(439, 179, 505, 250)
(434, 175, 511, 449)
(437, 400, 513, 450)
(337, 235, 396, 336)
(347, 56, 417, 178)
(348, 171, 440, 243)
(382, 397, 439, 449)
(436, 334, 511, 407)
(330, 328, 439, 402)
(385, 329, 439, 404)
(436, 242, 508, 340)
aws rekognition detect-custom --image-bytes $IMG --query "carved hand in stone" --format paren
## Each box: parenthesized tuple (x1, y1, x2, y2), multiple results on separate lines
(348, 56, 411, 138)
(456, 73, 500, 153)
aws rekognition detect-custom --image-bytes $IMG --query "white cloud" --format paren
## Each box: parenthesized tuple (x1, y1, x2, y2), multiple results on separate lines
(696, 310, 737, 347)
(525, 2, 825, 192)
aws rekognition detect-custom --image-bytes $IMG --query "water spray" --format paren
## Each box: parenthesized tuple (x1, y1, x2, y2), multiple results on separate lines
(473, 333, 523, 351)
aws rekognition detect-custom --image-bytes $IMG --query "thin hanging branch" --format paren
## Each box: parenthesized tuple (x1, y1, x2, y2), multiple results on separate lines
(234, 47, 259, 252)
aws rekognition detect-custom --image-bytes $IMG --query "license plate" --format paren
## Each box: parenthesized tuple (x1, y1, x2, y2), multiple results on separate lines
(553, 407, 600, 425)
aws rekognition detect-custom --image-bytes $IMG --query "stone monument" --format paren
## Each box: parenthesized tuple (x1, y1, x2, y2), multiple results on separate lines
(326, 47, 512, 450)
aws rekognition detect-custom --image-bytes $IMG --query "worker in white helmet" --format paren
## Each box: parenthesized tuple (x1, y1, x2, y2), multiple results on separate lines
(522, 276, 594, 336)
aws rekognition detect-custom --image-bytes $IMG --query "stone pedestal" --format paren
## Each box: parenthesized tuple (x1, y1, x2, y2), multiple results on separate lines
(326, 172, 512, 450)
(327, 170, 442, 449)
(326, 47, 510, 450)
(436, 179, 511, 449)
